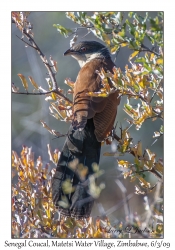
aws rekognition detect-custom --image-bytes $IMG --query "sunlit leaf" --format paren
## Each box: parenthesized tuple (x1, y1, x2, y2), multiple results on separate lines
(137, 141, 143, 157)
(118, 160, 130, 168)
(86, 91, 109, 97)
(137, 176, 151, 188)
(102, 33, 110, 46)
(129, 51, 139, 61)
(156, 58, 163, 65)
(110, 45, 119, 54)
(18, 74, 28, 91)
(53, 24, 72, 37)
(51, 92, 57, 100)
(28, 76, 39, 90)
(154, 162, 163, 174)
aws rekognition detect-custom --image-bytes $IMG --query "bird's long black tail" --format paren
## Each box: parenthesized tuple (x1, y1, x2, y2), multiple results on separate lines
(52, 118, 101, 219)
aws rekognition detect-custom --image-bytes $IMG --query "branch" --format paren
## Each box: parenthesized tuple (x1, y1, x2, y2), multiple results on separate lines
(21, 28, 58, 88)
(152, 109, 163, 121)
(12, 90, 53, 95)
(12, 89, 73, 104)
(141, 44, 160, 57)
(16, 35, 36, 49)
(68, 25, 94, 37)
(14, 23, 72, 105)
(145, 114, 162, 121)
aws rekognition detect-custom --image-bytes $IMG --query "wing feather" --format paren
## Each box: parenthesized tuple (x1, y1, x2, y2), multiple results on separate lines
(72, 58, 120, 140)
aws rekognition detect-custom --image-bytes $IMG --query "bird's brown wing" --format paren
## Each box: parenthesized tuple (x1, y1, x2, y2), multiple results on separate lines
(73, 58, 120, 141)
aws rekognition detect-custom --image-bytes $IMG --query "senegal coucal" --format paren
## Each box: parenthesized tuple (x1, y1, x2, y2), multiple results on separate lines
(52, 41, 120, 219)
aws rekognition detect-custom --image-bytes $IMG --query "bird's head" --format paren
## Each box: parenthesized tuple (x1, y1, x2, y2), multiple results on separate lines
(64, 40, 110, 67)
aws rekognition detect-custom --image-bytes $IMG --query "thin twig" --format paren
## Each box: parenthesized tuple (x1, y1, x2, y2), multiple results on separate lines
(152, 109, 163, 120)
(151, 133, 163, 146)
(145, 115, 161, 120)
(68, 25, 94, 37)
(115, 179, 131, 223)
(114, 47, 121, 63)
(141, 44, 160, 57)
(105, 193, 133, 216)
(150, 81, 162, 103)
(12, 90, 53, 95)
(12, 89, 73, 104)
(16, 35, 36, 49)
(145, 182, 162, 228)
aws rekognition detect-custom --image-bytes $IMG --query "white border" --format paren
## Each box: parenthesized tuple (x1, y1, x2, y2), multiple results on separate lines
(1, 1, 174, 249)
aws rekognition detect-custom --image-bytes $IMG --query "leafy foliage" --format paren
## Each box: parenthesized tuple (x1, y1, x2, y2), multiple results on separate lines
(12, 146, 163, 238)
(12, 11, 163, 238)
(53, 11, 163, 189)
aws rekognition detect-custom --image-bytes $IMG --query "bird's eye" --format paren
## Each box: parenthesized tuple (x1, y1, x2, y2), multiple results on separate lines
(80, 47, 87, 52)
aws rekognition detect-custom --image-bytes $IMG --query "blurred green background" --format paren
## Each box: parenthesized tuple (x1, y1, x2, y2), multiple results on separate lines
(12, 12, 163, 222)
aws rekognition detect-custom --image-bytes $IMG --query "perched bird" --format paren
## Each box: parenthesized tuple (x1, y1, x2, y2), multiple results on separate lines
(52, 40, 120, 219)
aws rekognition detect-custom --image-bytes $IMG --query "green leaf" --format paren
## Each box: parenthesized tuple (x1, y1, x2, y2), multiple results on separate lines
(145, 33, 155, 45)
(124, 103, 132, 111)
(135, 57, 146, 63)
(158, 12, 163, 19)
(143, 62, 152, 72)
(149, 17, 161, 31)
(111, 12, 123, 25)
(132, 83, 140, 92)
(152, 69, 163, 79)
(128, 12, 134, 18)
(77, 11, 86, 21)
(118, 23, 126, 37)
(160, 125, 163, 134)
(53, 24, 72, 37)
(142, 12, 148, 24)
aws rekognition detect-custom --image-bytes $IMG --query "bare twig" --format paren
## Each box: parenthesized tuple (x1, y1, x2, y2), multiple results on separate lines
(150, 81, 162, 103)
(152, 109, 163, 121)
(12, 90, 53, 95)
(16, 35, 36, 49)
(105, 193, 133, 216)
(151, 133, 163, 146)
(68, 25, 94, 38)
(12, 89, 72, 104)
(115, 179, 131, 223)
(145, 182, 162, 227)
(141, 44, 160, 57)
(114, 47, 121, 63)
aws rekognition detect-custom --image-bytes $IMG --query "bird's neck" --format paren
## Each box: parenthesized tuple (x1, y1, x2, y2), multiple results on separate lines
(85, 48, 111, 67)
(86, 52, 108, 63)
(72, 48, 111, 68)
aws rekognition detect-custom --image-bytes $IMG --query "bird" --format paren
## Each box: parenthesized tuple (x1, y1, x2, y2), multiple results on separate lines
(52, 40, 120, 220)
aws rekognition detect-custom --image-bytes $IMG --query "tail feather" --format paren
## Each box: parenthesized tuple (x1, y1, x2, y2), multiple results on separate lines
(52, 118, 101, 219)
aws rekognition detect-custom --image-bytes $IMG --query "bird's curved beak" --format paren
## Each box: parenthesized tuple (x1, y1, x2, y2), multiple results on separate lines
(64, 49, 73, 56)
